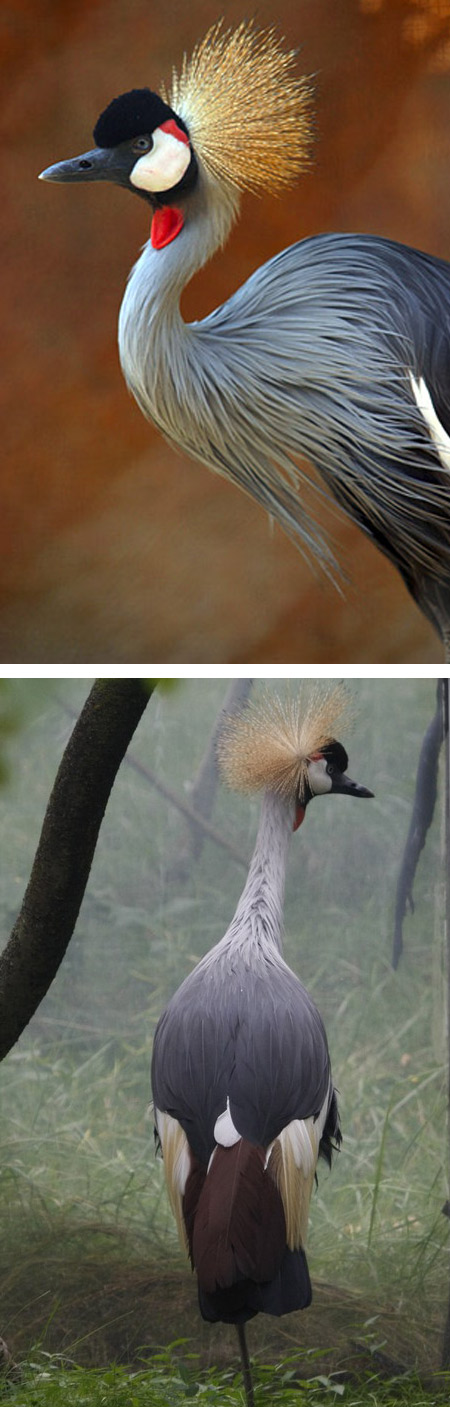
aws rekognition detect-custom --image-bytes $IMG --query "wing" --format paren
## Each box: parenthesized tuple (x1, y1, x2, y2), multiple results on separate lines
(152, 947, 340, 1270)
(190, 231, 450, 594)
(151, 947, 332, 1161)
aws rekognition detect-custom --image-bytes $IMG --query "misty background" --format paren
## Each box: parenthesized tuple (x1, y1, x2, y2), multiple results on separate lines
(0, 678, 447, 1374)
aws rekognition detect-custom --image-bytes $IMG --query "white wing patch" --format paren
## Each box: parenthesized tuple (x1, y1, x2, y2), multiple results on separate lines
(409, 371, 450, 473)
(155, 1108, 191, 1253)
(214, 1096, 241, 1147)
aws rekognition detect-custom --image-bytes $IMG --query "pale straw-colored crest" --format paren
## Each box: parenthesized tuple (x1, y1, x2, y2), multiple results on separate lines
(161, 19, 313, 195)
(217, 684, 352, 801)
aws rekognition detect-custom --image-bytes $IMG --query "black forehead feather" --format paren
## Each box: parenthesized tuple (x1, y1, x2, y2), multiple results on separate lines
(93, 88, 187, 148)
(322, 740, 349, 773)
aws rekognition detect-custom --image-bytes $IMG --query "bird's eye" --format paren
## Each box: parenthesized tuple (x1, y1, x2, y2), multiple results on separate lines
(326, 762, 335, 775)
(132, 136, 153, 154)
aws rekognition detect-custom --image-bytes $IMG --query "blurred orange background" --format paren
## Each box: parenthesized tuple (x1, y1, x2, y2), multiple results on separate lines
(3, 0, 450, 662)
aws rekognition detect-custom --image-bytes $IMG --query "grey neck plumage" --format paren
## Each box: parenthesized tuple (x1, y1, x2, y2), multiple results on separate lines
(211, 789, 294, 966)
(117, 168, 238, 434)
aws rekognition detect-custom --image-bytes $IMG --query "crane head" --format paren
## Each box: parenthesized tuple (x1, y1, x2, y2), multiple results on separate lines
(218, 685, 374, 830)
(294, 741, 374, 829)
(39, 22, 313, 229)
(39, 87, 198, 234)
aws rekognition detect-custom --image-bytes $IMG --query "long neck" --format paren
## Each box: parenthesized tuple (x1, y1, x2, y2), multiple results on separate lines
(118, 168, 239, 430)
(227, 790, 294, 959)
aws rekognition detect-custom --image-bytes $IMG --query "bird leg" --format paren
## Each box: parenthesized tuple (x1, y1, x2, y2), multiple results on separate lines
(236, 1323, 255, 1407)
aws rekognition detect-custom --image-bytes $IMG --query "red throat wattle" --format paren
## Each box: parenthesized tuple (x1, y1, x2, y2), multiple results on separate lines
(151, 206, 184, 249)
(293, 801, 306, 831)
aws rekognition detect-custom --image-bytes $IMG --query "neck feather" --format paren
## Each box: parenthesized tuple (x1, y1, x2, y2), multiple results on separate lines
(227, 790, 293, 958)
(118, 167, 239, 428)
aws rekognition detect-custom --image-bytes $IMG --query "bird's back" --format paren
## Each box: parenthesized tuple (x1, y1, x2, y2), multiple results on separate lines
(152, 934, 338, 1324)
(202, 231, 450, 394)
(152, 936, 332, 1165)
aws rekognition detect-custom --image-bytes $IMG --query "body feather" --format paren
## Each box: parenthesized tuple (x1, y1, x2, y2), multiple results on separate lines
(182, 1142, 313, 1324)
(189, 1142, 286, 1291)
(120, 223, 450, 637)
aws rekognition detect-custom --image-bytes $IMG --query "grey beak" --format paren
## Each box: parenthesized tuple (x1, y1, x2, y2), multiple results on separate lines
(332, 773, 374, 799)
(38, 146, 130, 186)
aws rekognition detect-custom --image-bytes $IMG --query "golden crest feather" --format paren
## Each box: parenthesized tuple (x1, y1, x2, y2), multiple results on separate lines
(161, 19, 313, 195)
(217, 684, 352, 801)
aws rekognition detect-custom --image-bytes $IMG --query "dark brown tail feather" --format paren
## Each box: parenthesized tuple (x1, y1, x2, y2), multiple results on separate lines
(190, 1142, 285, 1291)
(183, 1140, 312, 1324)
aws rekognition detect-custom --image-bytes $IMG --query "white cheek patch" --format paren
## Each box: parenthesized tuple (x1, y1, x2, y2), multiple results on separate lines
(130, 126, 191, 193)
(409, 371, 450, 473)
(306, 757, 332, 795)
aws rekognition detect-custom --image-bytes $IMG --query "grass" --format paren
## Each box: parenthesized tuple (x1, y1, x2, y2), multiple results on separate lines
(0, 680, 448, 1382)
(1, 1350, 450, 1407)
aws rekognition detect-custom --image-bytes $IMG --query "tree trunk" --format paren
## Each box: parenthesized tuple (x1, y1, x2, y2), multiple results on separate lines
(0, 678, 151, 1061)
(392, 680, 445, 967)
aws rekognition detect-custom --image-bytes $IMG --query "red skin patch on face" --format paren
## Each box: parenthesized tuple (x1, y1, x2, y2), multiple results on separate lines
(159, 118, 190, 145)
(293, 801, 306, 831)
(151, 206, 184, 248)
(293, 750, 324, 828)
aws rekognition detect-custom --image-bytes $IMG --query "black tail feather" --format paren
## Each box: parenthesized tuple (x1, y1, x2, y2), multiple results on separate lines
(198, 1245, 312, 1324)
(319, 1087, 342, 1169)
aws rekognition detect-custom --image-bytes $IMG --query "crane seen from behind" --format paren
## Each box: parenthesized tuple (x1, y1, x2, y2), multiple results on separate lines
(151, 685, 374, 1404)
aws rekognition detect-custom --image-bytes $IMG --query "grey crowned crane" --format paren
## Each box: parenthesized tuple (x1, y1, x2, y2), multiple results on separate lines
(150, 688, 373, 1404)
(39, 21, 450, 659)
